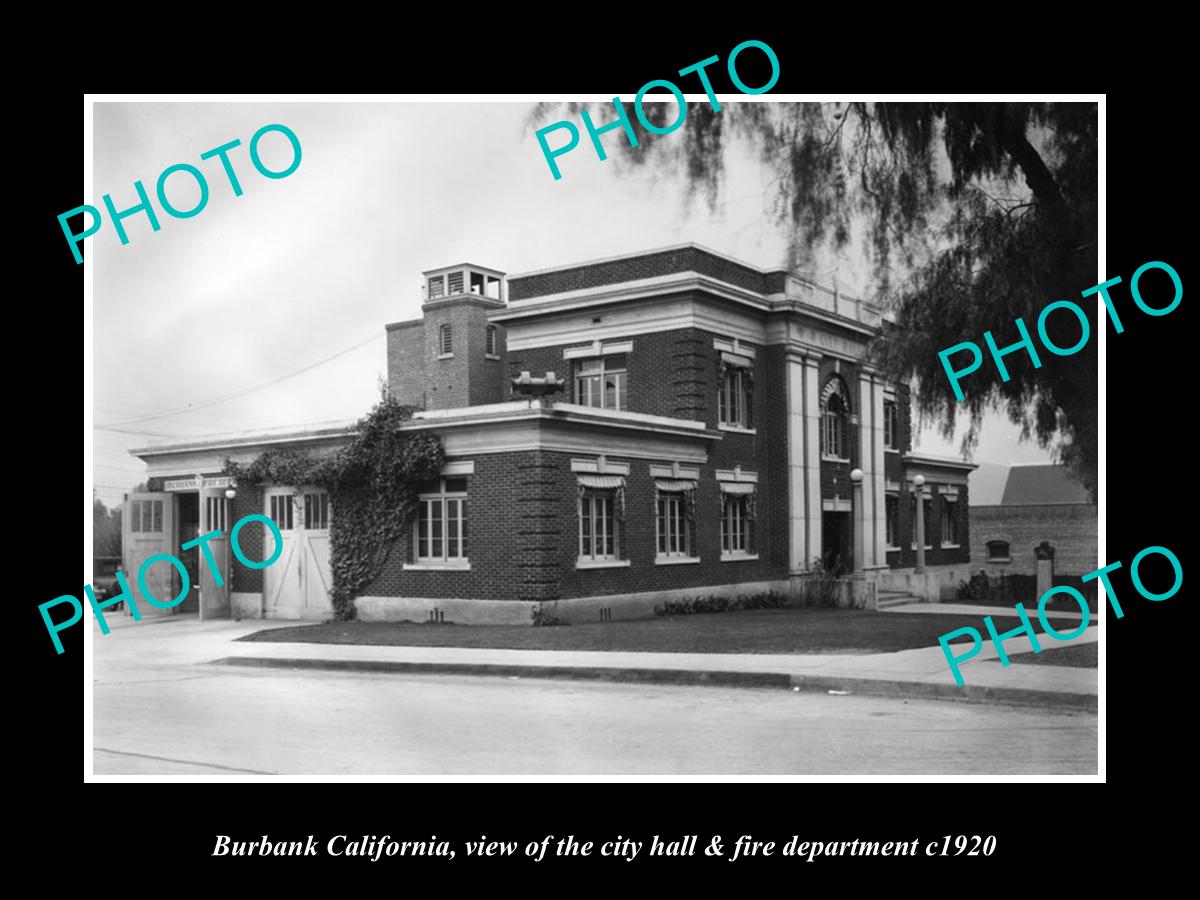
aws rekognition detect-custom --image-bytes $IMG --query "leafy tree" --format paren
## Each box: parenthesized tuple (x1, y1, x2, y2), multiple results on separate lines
(539, 101, 1098, 498)
(93, 497, 122, 557)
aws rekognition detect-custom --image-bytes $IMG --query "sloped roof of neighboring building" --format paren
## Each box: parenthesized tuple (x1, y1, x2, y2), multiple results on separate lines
(1000, 465, 1091, 505)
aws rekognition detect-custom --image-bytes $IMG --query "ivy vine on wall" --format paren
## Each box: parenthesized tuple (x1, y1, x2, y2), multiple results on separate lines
(223, 398, 445, 620)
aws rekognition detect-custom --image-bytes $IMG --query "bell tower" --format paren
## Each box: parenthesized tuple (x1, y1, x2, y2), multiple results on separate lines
(386, 263, 508, 410)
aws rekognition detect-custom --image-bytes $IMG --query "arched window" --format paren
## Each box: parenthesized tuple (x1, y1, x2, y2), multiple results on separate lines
(820, 376, 850, 460)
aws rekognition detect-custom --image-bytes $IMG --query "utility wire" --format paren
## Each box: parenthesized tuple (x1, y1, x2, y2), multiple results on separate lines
(95, 332, 383, 429)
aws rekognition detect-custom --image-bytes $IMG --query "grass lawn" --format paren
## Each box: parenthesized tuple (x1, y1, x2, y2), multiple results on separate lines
(1007, 641, 1098, 668)
(239, 607, 1095, 656)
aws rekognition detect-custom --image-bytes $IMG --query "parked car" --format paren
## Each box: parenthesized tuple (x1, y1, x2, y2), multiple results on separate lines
(93, 555, 123, 606)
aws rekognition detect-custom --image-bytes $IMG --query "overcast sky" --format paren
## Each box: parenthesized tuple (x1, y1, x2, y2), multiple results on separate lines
(91, 100, 1056, 508)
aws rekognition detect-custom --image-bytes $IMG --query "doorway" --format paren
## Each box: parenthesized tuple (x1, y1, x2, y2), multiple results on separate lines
(261, 487, 334, 620)
(176, 492, 200, 614)
(821, 511, 852, 574)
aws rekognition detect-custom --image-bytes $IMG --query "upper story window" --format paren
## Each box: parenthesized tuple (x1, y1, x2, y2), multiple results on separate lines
(820, 376, 850, 461)
(884, 398, 898, 451)
(485, 325, 498, 357)
(575, 354, 627, 410)
(439, 324, 453, 357)
(416, 477, 469, 563)
(718, 358, 754, 429)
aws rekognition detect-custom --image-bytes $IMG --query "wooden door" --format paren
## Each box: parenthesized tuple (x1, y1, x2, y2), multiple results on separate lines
(121, 492, 176, 617)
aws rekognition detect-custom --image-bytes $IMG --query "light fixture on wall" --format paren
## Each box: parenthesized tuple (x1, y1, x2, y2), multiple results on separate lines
(224, 487, 237, 500)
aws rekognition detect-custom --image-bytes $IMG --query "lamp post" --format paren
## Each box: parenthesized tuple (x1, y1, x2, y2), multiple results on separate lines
(224, 487, 237, 618)
(913, 475, 927, 575)
(850, 468, 864, 574)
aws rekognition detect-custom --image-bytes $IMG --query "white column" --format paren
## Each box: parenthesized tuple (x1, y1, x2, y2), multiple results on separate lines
(857, 371, 875, 567)
(786, 352, 806, 573)
(871, 376, 887, 567)
(802, 353, 823, 570)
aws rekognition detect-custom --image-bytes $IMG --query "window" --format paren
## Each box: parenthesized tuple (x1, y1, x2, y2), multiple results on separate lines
(304, 492, 330, 530)
(439, 324, 453, 356)
(987, 540, 1011, 562)
(910, 493, 932, 549)
(885, 493, 899, 549)
(820, 377, 850, 460)
(940, 496, 959, 547)
(721, 493, 754, 556)
(884, 398, 898, 450)
(656, 491, 694, 559)
(428, 275, 445, 299)
(718, 363, 753, 429)
(269, 495, 294, 531)
(485, 325, 497, 357)
(129, 499, 163, 533)
(416, 478, 468, 563)
(579, 489, 619, 561)
(575, 354, 627, 410)
(205, 496, 228, 532)
(447, 270, 464, 295)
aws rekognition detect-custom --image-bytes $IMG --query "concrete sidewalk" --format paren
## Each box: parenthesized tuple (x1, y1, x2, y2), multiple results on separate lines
(209, 624, 1099, 712)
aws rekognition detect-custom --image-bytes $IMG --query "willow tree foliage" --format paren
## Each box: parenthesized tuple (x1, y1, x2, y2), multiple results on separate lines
(538, 101, 1098, 498)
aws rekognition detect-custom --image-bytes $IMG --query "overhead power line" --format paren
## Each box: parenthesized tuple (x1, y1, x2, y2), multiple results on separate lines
(95, 331, 383, 430)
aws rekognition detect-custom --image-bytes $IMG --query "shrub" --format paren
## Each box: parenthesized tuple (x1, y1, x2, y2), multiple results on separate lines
(653, 592, 789, 617)
(531, 604, 566, 626)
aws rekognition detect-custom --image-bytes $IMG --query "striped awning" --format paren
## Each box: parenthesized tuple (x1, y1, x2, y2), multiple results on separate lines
(654, 479, 696, 492)
(720, 482, 756, 495)
(577, 474, 626, 490)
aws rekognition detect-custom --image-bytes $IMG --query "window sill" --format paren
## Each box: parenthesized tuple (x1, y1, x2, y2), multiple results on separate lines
(821, 456, 851, 464)
(404, 562, 470, 571)
(988, 558, 1012, 564)
(885, 545, 901, 553)
(655, 556, 700, 566)
(718, 424, 757, 435)
(720, 553, 759, 563)
(485, 353, 500, 360)
(576, 558, 631, 570)
(437, 353, 454, 360)
(885, 447, 900, 454)
(940, 543, 961, 550)
(910, 546, 933, 551)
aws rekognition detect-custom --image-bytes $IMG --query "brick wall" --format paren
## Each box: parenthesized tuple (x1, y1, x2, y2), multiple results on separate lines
(361, 447, 783, 604)
(386, 321, 425, 407)
(969, 504, 1098, 577)
(889, 480, 972, 569)
(509, 247, 784, 300)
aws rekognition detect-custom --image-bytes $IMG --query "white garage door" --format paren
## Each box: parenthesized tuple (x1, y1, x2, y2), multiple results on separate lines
(261, 487, 333, 620)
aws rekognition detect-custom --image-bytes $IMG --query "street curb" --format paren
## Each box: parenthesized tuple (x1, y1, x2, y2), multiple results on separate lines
(213, 656, 1096, 712)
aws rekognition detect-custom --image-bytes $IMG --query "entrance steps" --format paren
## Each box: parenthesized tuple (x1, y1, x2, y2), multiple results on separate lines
(876, 590, 926, 610)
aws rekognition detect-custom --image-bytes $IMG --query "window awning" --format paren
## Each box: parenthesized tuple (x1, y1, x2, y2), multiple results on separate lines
(654, 479, 696, 493)
(577, 474, 626, 490)
(719, 482, 756, 495)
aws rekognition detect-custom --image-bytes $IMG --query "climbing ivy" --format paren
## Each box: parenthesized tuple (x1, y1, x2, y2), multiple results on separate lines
(223, 398, 445, 620)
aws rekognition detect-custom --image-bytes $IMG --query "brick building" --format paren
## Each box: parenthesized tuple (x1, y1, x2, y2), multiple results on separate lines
(128, 245, 975, 623)
(969, 464, 1097, 580)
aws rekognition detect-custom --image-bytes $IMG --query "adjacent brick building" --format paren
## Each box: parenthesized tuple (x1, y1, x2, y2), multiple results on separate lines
(129, 245, 975, 623)
(969, 464, 1097, 579)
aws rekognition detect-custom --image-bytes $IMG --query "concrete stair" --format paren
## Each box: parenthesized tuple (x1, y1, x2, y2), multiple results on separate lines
(876, 590, 925, 610)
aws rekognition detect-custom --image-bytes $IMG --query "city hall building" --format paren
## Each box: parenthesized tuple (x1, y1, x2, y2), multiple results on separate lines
(128, 245, 975, 623)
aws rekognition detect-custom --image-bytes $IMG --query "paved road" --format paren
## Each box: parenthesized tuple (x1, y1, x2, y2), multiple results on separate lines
(94, 664, 1096, 776)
